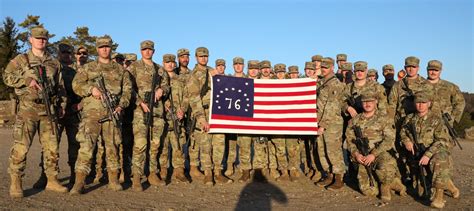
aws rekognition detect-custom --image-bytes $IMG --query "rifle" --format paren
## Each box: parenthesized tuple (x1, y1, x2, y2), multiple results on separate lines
(95, 75, 123, 139)
(168, 89, 182, 150)
(35, 65, 61, 143)
(442, 113, 463, 150)
(353, 126, 375, 187)
(144, 67, 161, 141)
(404, 122, 430, 199)
(402, 78, 415, 101)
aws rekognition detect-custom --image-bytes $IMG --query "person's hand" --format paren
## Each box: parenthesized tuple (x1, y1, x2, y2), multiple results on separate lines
(419, 155, 430, 166)
(347, 106, 358, 118)
(198, 118, 210, 132)
(140, 102, 150, 113)
(177, 108, 184, 120)
(364, 154, 376, 166)
(404, 142, 415, 155)
(92, 87, 102, 100)
(154, 88, 163, 102)
(114, 106, 122, 114)
(318, 127, 325, 135)
(354, 152, 365, 165)
(72, 103, 82, 112)
(29, 79, 42, 90)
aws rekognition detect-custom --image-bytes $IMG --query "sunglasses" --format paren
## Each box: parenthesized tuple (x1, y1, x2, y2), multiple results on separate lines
(76, 52, 88, 56)
(60, 51, 72, 54)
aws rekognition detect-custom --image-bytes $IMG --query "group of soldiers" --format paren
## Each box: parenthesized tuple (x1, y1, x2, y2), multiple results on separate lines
(4, 27, 465, 209)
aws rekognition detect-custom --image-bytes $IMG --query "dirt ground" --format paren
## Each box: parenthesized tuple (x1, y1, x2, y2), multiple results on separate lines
(0, 128, 472, 210)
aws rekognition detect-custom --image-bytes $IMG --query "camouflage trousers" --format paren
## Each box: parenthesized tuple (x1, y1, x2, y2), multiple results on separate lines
(159, 124, 185, 169)
(131, 116, 165, 176)
(225, 134, 238, 169)
(75, 117, 121, 175)
(237, 135, 252, 170)
(356, 151, 399, 196)
(268, 136, 288, 170)
(252, 137, 269, 169)
(318, 125, 345, 174)
(287, 137, 302, 171)
(194, 128, 226, 170)
(316, 134, 330, 171)
(8, 114, 60, 177)
(413, 149, 453, 190)
(187, 130, 200, 167)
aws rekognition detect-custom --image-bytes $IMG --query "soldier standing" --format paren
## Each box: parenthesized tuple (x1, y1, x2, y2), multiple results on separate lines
(4, 27, 68, 198)
(188, 47, 232, 185)
(128, 40, 169, 190)
(311, 55, 323, 78)
(70, 36, 132, 194)
(73, 45, 89, 69)
(314, 57, 346, 190)
(346, 92, 406, 201)
(401, 91, 459, 208)
(367, 69, 378, 82)
(381, 64, 396, 98)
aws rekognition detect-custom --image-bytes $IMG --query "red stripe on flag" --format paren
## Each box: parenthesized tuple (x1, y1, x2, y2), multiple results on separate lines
(210, 124, 318, 132)
(254, 81, 316, 88)
(253, 108, 317, 114)
(254, 99, 316, 105)
(212, 114, 317, 122)
(254, 90, 316, 97)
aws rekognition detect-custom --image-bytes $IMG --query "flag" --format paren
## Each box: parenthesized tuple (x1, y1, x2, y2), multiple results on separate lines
(209, 75, 318, 135)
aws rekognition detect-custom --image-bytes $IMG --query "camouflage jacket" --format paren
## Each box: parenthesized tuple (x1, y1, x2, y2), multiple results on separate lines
(342, 80, 388, 115)
(72, 60, 132, 119)
(429, 79, 465, 123)
(61, 63, 82, 117)
(188, 64, 213, 122)
(316, 75, 345, 128)
(388, 75, 433, 123)
(164, 72, 189, 127)
(3, 50, 66, 116)
(346, 111, 395, 157)
(128, 60, 169, 118)
(401, 111, 451, 158)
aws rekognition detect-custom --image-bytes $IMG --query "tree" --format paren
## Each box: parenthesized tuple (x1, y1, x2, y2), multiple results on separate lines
(0, 17, 20, 100)
(54, 27, 118, 59)
(17, 15, 56, 54)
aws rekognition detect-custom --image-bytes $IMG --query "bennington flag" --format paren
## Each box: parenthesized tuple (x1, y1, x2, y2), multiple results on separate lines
(209, 75, 318, 135)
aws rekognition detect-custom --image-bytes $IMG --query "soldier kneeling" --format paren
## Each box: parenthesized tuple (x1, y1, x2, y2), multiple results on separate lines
(346, 92, 406, 201)
(401, 91, 460, 208)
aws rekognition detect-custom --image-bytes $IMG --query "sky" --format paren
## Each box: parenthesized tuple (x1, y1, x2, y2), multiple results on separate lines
(1, 0, 473, 92)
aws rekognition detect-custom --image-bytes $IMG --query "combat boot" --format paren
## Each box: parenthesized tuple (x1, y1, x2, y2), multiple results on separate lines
(306, 169, 315, 178)
(327, 174, 344, 190)
(391, 178, 407, 197)
(160, 167, 168, 181)
(203, 169, 214, 185)
(311, 170, 322, 181)
(190, 165, 205, 181)
(172, 167, 188, 183)
(148, 171, 165, 186)
(224, 163, 234, 177)
(93, 168, 103, 184)
(277, 170, 290, 182)
(119, 170, 125, 183)
(431, 188, 446, 209)
(70, 172, 86, 195)
(380, 183, 392, 201)
(215, 169, 233, 184)
(269, 168, 280, 180)
(447, 179, 460, 199)
(32, 171, 47, 189)
(289, 169, 301, 182)
(316, 172, 333, 187)
(107, 170, 123, 191)
(131, 174, 143, 192)
(45, 175, 68, 193)
(238, 170, 251, 183)
(9, 174, 23, 198)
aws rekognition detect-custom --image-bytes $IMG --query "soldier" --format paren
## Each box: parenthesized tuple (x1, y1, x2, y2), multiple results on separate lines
(215, 59, 226, 75)
(124, 53, 137, 70)
(346, 92, 406, 201)
(57, 43, 82, 186)
(161, 54, 189, 184)
(304, 61, 316, 79)
(267, 63, 291, 181)
(70, 36, 132, 194)
(112, 53, 125, 66)
(225, 57, 246, 178)
(344, 61, 387, 118)
(401, 91, 460, 208)
(314, 57, 346, 190)
(175, 48, 191, 75)
(336, 54, 353, 84)
(367, 69, 378, 82)
(311, 55, 323, 77)
(74, 45, 89, 69)
(128, 40, 169, 191)
(4, 27, 68, 198)
(381, 64, 396, 97)
(425, 60, 465, 124)
(188, 47, 232, 185)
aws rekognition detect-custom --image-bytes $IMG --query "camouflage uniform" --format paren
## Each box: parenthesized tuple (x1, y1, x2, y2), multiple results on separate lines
(129, 60, 169, 176)
(347, 110, 401, 196)
(316, 58, 346, 182)
(4, 50, 66, 177)
(73, 58, 132, 176)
